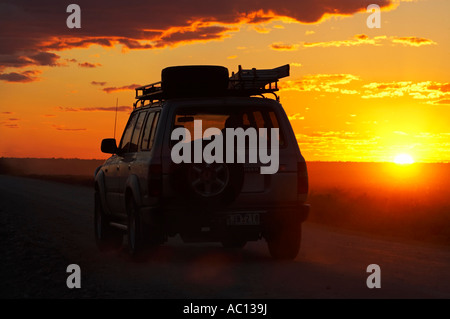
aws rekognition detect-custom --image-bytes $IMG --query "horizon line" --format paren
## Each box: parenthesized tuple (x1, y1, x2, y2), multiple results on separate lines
(0, 156, 449, 164)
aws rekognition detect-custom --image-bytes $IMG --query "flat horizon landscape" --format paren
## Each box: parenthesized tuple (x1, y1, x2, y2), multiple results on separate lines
(1, 157, 449, 247)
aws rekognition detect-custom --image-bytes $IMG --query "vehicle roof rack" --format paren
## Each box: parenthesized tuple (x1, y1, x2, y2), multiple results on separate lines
(133, 64, 290, 108)
(134, 81, 163, 107)
(228, 64, 289, 101)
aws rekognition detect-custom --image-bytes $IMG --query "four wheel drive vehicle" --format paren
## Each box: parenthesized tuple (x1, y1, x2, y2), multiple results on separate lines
(94, 64, 310, 260)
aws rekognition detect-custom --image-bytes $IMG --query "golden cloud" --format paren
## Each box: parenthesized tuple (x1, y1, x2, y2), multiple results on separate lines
(391, 37, 436, 46)
(362, 81, 450, 100)
(270, 42, 299, 51)
(304, 34, 378, 47)
(280, 74, 360, 93)
(288, 113, 305, 121)
(303, 35, 436, 48)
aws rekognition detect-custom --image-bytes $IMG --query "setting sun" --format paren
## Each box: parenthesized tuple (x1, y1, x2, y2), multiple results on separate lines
(394, 154, 415, 165)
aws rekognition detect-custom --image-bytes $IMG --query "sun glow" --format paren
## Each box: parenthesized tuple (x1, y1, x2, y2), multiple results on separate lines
(394, 154, 414, 165)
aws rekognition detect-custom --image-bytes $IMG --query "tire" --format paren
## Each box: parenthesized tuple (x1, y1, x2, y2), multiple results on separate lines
(266, 223, 302, 260)
(126, 197, 142, 256)
(171, 161, 244, 208)
(170, 138, 244, 207)
(94, 192, 122, 251)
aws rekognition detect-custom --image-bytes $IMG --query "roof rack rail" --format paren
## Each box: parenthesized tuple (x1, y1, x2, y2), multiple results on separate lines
(134, 81, 163, 107)
(228, 64, 289, 101)
(133, 64, 290, 108)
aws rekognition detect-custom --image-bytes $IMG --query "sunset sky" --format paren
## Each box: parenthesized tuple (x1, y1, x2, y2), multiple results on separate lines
(0, 0, 448, 162)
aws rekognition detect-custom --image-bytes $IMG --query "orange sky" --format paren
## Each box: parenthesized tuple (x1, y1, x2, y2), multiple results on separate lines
(0, 0, 449, 163)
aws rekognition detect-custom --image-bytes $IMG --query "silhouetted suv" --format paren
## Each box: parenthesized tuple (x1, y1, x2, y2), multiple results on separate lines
(94, 65, 309, 259)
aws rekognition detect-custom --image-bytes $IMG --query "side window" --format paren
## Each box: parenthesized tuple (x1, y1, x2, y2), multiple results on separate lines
(118, 112, 138, 153)
(141, 111, 160, 150)
(141, 112, 155, 150)
(129, 112, 146, 153)
(148, 112, 160, 150)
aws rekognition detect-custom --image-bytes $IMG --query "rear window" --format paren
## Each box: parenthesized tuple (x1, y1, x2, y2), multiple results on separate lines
(172, 106, 285, 147)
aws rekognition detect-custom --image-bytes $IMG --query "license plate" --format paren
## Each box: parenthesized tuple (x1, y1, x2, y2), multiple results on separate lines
(226, 213, 260, 226)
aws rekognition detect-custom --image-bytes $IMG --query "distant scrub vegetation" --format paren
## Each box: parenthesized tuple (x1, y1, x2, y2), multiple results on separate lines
(1, 158, 449, 245)
(307, 162, 450, 245)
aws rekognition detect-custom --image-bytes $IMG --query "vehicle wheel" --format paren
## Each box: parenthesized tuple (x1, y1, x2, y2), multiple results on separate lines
(171, 161, 244, 207)
(127, 197, 142, 256)
(188, 162, 230, 198)
(266, 223, 302, 260)
(94, 192, 122, 251)
(221, 238, 247, 250)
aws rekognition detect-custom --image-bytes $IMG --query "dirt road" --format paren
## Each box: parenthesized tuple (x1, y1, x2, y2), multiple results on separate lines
(1, 175, 449, 299)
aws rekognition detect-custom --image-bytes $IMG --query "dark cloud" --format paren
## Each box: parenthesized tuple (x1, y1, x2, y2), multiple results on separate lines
(0, 0, 393, 74)
(157, 25, 234, 47)
(52, 124, 87, 131)
(58, 106, 132, 112)
(102, 84, 141, 93)
(4, 123, 19, 129)
(28, 52, 60, 66)
(0, 70, 41, 82)
(0, 55, 33, 68)
(1, 112, 13, 114)
(43, 38, 115, 51)
(1, 117, 20, 128)
(78, 62, 102, 68)
(91, 81, 107, 86)
(354, 34, 369, 40)
(117, 38, 155, 49)
(0, 51, 59, 69)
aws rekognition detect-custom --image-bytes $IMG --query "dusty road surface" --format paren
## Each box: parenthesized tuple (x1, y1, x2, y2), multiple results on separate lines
(1, 175, 449, 299)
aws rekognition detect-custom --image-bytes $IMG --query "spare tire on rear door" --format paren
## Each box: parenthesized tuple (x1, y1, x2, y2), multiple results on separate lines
(161, 65, 229, 99)
(169, 138, 244, 208)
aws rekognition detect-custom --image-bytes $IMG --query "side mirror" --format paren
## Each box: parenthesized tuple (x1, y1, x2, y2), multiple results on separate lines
(101, 138, 118, 154)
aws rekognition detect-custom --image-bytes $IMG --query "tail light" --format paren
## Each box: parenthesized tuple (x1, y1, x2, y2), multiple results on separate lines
(297, 161, 309, 195)
(148, 163, 162, 197)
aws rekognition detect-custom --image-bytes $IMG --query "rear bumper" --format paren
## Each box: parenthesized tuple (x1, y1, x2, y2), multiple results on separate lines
(140, 202, 310, 241)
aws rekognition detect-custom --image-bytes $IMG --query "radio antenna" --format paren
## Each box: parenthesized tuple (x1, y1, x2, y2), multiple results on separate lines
(113, 98, 118, 139)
